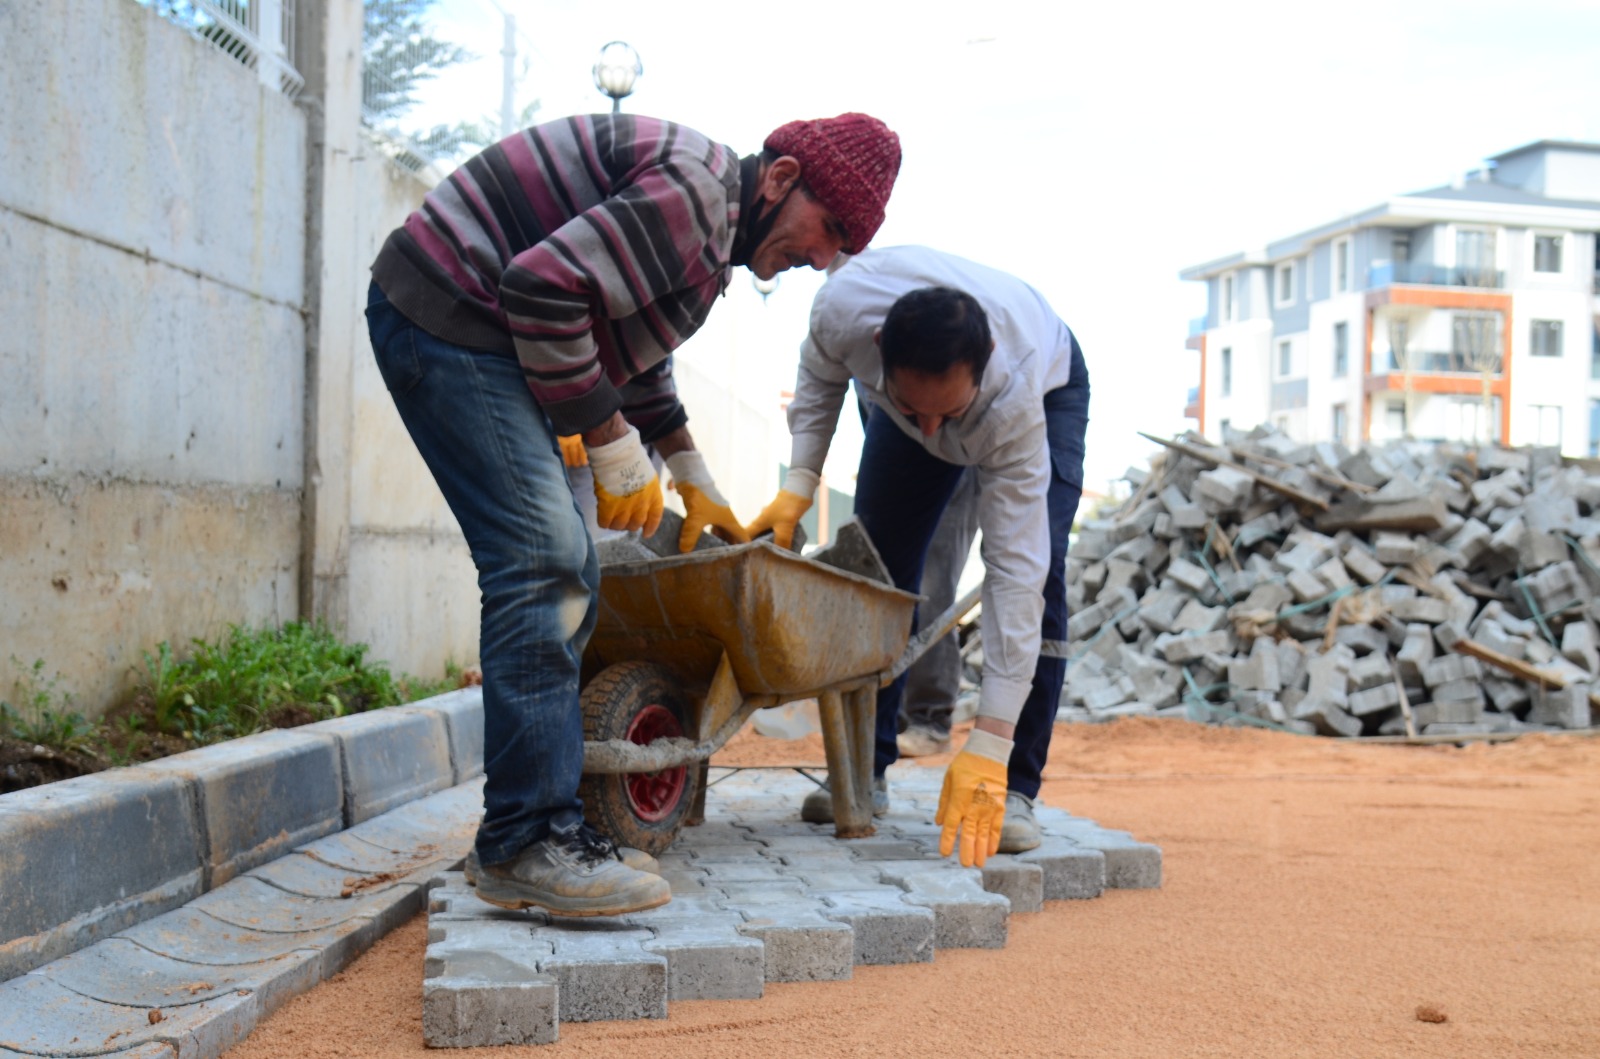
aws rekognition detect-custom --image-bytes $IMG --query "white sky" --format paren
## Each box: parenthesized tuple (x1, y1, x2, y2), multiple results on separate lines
(409, 0, 1600, 497)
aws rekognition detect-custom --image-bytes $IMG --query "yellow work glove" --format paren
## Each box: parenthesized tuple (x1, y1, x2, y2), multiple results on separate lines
(587, 425, 664, 536)
(557, 434, 588, 468)
(743, 467, 819, 550)
(936, 728, 1013, 868)
(665, 451, 751, 553)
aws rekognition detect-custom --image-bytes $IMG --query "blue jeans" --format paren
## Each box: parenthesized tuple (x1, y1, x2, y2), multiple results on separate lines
(365, 283, 598, 864)
(855, 340, 1089, 799)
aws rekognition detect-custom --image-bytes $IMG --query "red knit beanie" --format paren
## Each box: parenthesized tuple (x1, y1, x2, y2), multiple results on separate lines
(764, 113, 902, 254)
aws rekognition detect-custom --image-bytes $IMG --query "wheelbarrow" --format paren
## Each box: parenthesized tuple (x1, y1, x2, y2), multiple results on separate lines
(577, 531, 981, 854)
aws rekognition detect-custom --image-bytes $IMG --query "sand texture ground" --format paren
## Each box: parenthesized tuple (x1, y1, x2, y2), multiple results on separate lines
(227, 718, 1600, 1058)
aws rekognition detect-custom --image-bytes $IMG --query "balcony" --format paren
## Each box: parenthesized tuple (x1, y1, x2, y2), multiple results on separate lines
(1184, 386, 1200, 419)
(1187, 315, 1208, 337)
(1368, 262, 1505, 290)
(1379, 349, 1502, 375)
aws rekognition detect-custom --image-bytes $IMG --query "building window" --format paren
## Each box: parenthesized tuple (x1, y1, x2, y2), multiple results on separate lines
(1276, 415, 1290, 435)
(1592, 321, 1600, 379)
(1223, 274, 1235, 322)
(1531, 319, 1564, 357)
(1221, 346, 1233, 397)
(1386, 402, 1407, 437)
(1534, 234, 1563, 273)
(1456, 227, 1496, 285)
(1334, 239, 1350, 293)
(1219, 417, 1232, 439)
(1278, 339, 1292, 376)
(1590, 400, 1600, 458)
(1393, 232, 1411, 264)
(1333, 321, 1349, 377)
(1388, 318, 1409, 372)
(1531, 404, 1563, 447)
(1276, 263, 1295, 306)
(1452, 312, 1501, 371)
(1331, 403, 1347, 444)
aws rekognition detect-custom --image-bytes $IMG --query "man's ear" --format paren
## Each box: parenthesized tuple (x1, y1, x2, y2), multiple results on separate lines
(872, 326, 882, 349)
(760, 156, 802, 202)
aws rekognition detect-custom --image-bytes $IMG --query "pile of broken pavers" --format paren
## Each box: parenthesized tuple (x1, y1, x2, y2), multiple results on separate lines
(1012, 427, 1600, 738)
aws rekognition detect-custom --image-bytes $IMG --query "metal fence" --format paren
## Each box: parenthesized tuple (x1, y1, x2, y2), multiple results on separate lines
(360, 0, 543, 176)
(137, 0, 304, 99)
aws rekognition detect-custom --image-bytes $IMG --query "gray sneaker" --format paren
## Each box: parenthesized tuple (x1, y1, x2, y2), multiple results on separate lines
(895, 724, 952, 758)
(800, 775, 889, 823)
(465, 838, 659, 885)
(469, 822, 672, 917)
(997, 790, 1041, 854)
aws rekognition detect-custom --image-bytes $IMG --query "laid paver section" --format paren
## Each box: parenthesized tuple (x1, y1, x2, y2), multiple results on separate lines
(421, 764, 1162, 1045)
(0, 780, 481, 1058)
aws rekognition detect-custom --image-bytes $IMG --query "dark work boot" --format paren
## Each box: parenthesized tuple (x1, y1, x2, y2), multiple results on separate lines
(468, 821, 671, 917)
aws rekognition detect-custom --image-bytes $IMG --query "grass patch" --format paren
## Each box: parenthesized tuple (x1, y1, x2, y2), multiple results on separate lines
(1, 625, 472, 792)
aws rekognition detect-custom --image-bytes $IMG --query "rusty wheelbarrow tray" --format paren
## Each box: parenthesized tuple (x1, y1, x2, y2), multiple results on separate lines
(578, 538, 980, 846)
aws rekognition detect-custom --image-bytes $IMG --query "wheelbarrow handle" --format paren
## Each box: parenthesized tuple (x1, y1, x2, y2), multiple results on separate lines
(879, 583, 983, 688)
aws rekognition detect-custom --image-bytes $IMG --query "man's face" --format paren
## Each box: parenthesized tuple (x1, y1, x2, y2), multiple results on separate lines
(882, 365, 981, 438)
(748, 157, 850, 281)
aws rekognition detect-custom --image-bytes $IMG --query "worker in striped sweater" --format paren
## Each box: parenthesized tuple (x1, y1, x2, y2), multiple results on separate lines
(365, 112, 901, 916)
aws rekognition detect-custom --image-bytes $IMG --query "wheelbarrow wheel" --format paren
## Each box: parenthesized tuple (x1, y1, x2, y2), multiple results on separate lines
(578, 661, 698, 856)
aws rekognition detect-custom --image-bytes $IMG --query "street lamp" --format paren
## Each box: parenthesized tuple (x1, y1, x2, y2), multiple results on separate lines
(592, 41, 642, 114)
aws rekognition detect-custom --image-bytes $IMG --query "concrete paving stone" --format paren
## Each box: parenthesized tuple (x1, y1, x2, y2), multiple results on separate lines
(543, 927, 668, 1021)
(140, 729, 343, 890)
(0, 974, 256, 1058)
(640, 921, 765, 1001)
(186, 876, 397, 938)
(659, 871, 719, 891)
(979, 859, 1044, 914)
(299, 708, 454, 826)
(874, 865, 1009, 949)
(392, 686, 486, 783)
(423, 962, 558, 1047)
(623, 893, 732, 921)
(792, 869, 892, 891)
(714, 882, 820, 907)
(695, 862, 793, 883)
(687, 843, 776, 863)
(1014, 837, 1107, 900)
(295, 827, 458, 879)
(839, 839, 942, 862)
(735, 914, 855, 982)
(818, 891, 935, 965)
(0, 767, 204, 981)
(769, 848, 862, 868)
(1065, 833, 1163, 889)
(425, 920, 556, 967)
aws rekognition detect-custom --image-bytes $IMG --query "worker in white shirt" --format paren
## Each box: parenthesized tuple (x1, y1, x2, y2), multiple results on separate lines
(748, 245, 1089, 865)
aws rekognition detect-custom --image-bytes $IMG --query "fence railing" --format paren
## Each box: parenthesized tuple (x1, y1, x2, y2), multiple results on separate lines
(138, 0, 303, 99)
(1381, 349, 1503, 375)
(1368, 262, 1505, 290)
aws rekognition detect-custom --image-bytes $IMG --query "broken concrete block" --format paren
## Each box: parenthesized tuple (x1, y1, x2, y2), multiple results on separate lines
(1194, 465, 1254, 512)
(1561, 620, 1599, 676)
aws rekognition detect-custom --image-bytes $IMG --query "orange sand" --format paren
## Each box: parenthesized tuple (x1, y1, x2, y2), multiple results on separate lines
(228, 719, 1600, 1058)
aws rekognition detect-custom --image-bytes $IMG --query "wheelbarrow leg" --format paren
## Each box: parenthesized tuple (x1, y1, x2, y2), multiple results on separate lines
(848, 682, 876, 815)
(686, 760, 709, 826)
(819, 688, 874, 838)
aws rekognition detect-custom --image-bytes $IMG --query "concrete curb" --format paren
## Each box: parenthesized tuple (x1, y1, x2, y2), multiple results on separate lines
(0, 687, 483, 984)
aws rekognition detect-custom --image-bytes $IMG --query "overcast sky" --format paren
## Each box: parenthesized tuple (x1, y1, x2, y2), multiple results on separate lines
(413, 0, 1600, 495)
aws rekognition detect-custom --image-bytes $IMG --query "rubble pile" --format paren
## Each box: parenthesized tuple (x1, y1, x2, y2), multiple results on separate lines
(1048, 429, 1600, 738)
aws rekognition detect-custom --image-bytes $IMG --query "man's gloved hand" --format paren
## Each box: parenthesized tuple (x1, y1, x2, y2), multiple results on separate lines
(665, 451, 751, 553)
(936, 728, 1013, 867)
(557, 434, 588, 468)
(743, 468, 819, 550)
(587, 425, 664, 535)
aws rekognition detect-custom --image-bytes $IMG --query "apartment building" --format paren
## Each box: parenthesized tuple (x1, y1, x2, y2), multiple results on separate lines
(1180, 141, 1600, 455)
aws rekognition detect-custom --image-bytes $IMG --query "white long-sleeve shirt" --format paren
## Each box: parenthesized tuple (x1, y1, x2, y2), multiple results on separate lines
(786, 246, 1085, 726)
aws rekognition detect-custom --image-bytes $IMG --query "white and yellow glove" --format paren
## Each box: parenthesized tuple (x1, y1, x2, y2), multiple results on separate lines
(587, 425, 663, 535)
(557, 434, 588, 468)
(665, 451, 751, 553)
(936, 728, 1012, 867)
(743, 468, 819, 550)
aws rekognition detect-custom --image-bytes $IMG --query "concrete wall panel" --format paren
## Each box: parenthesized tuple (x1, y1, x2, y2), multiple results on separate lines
(0, 476, 299, 713)
(0, 0, 306, 306)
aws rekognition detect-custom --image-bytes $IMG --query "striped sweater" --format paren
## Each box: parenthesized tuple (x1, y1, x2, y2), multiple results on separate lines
(371, 115, 744, 441)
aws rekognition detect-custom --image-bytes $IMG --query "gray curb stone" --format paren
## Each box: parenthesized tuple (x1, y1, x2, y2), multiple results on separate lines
(139, 729, 343, 890)
(0, 768, 204, 981)
(300, 708, 454, 825)
(391, 688, 485, 784)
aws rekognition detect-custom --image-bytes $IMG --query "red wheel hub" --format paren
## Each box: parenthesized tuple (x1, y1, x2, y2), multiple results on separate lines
(623, 703, 688, 822)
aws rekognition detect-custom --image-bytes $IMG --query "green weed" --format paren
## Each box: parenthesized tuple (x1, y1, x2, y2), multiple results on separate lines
(2, 658, 100, 756)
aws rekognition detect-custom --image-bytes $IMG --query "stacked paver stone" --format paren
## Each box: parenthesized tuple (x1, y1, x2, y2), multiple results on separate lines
(968, 427, 1600, 738)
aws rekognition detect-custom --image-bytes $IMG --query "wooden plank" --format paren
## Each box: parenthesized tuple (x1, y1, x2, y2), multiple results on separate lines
(1452, 637, 1600, 711)
(1138, 432, 1330, 511)
(1389, 658, 1417, 739)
